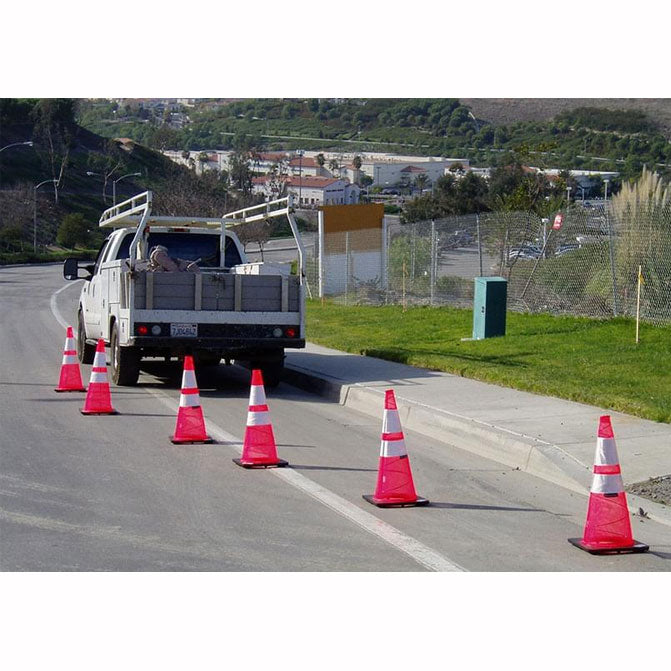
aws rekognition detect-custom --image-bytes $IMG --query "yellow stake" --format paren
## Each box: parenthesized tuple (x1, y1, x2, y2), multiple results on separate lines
(636, 265, 643, 344)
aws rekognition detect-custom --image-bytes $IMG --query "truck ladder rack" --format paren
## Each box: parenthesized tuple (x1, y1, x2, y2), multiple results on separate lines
(223, 196, 308, 293)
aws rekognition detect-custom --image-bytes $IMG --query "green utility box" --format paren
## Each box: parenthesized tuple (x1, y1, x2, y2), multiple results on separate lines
(472, 277, 507, 339)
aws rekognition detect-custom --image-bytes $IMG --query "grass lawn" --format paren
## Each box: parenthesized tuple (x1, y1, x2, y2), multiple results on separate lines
(306, 300, 671, 423)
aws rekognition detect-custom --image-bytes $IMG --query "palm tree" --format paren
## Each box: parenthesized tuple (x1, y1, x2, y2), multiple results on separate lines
(414, 173, 429, 193)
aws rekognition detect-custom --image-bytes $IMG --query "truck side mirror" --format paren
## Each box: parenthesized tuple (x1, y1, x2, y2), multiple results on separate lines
(63, 258, 93, 281)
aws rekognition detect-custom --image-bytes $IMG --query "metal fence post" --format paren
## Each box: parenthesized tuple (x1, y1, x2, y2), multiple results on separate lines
(605, 180, 619, 317)
(345, 230, 350, 302)
(430, 219, 436, 305)
(317, 210, 325, 298)
(476, 212, 483, 276)
(385, 222, 391, 304)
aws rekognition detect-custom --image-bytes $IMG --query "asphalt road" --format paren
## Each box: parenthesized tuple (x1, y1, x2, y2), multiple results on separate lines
(2, 264, 671, 571)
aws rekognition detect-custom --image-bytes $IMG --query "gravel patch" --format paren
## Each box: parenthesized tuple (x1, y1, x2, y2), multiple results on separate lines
(627, 475, 671, 506)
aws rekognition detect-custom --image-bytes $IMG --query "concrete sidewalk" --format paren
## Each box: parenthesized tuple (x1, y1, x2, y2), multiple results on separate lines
(284, 342, 671, 525)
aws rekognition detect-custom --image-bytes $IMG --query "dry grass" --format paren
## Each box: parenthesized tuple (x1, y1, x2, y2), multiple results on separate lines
(462, 98, 671, 136)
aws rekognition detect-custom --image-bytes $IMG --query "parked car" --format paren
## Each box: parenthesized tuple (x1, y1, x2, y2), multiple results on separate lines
(507, 244, 541, 263)
(555, 243, 580, 257)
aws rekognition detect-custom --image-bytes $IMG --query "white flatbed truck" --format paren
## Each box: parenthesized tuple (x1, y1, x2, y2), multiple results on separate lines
(63, 192, 306, 387)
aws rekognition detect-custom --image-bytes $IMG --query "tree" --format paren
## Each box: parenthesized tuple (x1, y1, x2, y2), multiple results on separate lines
(0, 224, 25, 251)
(388, 233, 431, 289)
(455, 172, 489, 214)
(360, 174, 373, 188)
(316, 153, 326, 168)
(32, 98, 79, 204)
(235, 219, 272, 260)
(266, 161, 288, 199)
(328, 158, 339, 174)
(147, 125, 179, 151)
(0, 182, 33, 243)
(352, 155, 363, 170)
(57, 213, 90, 249)
(86, 139, 125, 204)
(414, 173, 429, 193)
(229, 150, 253, 195)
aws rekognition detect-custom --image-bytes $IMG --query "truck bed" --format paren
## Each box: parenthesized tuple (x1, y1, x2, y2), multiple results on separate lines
(128, 271, 300, 313)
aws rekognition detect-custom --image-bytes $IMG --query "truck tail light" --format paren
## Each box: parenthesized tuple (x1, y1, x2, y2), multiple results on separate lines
(285, 327, 296, 338)
(137, 324, 148, 335)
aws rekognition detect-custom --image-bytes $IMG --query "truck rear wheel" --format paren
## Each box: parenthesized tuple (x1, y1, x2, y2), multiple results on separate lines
(110, 322, 140, 386)
(256, 359, 284, 389)
(77, 310, 96, 365)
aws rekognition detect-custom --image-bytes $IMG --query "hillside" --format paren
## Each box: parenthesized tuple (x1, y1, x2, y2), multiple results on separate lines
(78, 98, 671, 180)
(0, 99, 244, 255)
(462, 98, 671, 136)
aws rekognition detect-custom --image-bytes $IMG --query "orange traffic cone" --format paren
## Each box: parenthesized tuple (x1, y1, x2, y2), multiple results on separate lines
(80, 339, 117, 415)
(363, 389, 429, 508)
(233, 369, 287, 468)
(55, 325, 86, 392)
(170, 355, 212, 444)
(569, 416, 648, 554)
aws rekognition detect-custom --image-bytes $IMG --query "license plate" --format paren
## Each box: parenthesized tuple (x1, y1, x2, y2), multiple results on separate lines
(171, 323, 198, 337)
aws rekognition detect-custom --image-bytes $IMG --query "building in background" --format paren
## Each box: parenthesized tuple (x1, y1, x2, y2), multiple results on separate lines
(252, 176, 360, 206)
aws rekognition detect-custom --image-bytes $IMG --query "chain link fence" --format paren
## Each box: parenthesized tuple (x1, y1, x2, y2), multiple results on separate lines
(305, 202, 671, 325)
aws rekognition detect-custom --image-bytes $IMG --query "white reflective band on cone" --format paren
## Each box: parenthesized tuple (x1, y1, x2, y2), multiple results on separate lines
(594, 437, 619, 466)
(179, 393, 201, 408)
(62, 354, 78, 365)
(382, 409, 402, 435)
(247, 411, 270, 426)
(591, 473, 625, 494)
(89, 371, 108, 384)
(249, 385, 266, 406)
(182, 370, 197, 389)
(65, 338, 75, 349)
(380, 438, 408, 458)
(92, 353, 105, 368)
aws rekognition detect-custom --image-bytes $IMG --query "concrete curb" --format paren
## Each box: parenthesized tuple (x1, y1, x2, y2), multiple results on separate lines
(283, 363, 671, 528)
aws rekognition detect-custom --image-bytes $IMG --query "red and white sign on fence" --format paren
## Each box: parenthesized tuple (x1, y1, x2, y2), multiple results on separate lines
(553, 213, 564, 230)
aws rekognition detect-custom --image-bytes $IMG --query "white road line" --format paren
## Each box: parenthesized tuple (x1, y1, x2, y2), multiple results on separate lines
(147, 388, 466, 572)
(50, 282, 466, 572)
(50, 281, 81, 329)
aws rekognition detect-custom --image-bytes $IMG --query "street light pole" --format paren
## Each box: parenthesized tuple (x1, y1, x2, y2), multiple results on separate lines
(0, 141, 33, 153)
(86, 171, 107, 202)
(33, 179, 58, 252)
(0, 141, 33, 190)
(113, 172, 142, 206)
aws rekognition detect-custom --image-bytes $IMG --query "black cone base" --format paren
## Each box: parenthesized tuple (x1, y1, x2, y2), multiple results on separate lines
(233, 458, 289, 469)
(363, 494, 430, 508)
(170, 436, 214, 444)
(80, 409, 119, 415)
(55, 388, 86, 393)
(568, 537, 649, 555)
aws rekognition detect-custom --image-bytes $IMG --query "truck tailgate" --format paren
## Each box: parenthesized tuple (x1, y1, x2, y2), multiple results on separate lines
(132, 272, 299, 312)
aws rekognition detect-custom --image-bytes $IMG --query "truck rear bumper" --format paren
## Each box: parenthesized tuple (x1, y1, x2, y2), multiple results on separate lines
(126, 336, 305, 352)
